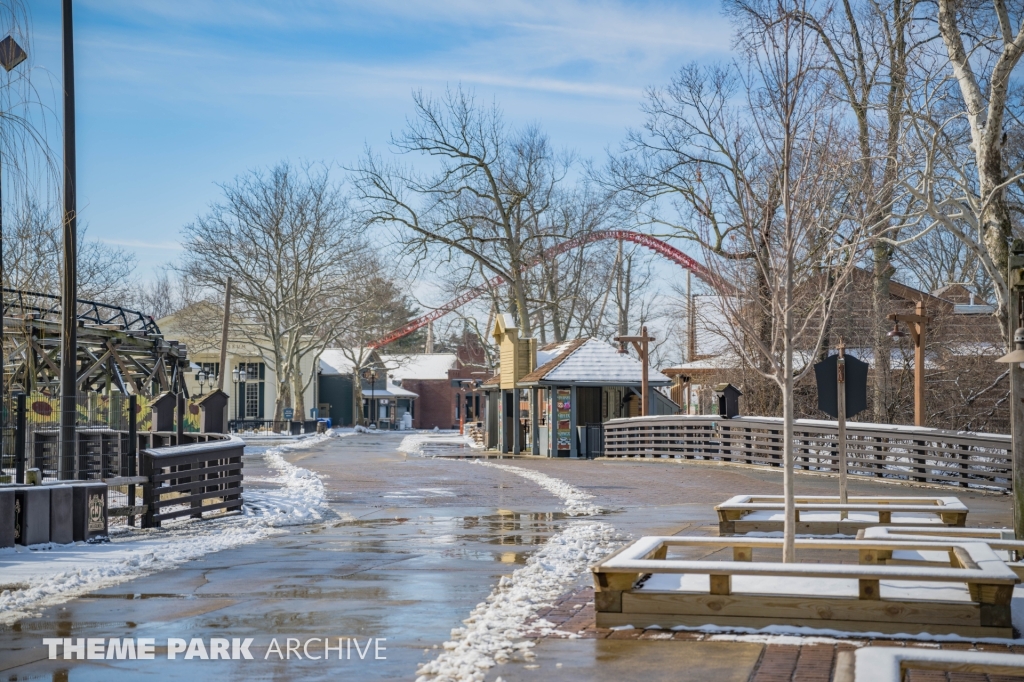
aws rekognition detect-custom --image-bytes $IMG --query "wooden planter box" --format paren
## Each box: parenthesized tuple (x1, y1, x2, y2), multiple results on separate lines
(834, 647, 1024, 682)
(716, 495, 968, 535)
(857, 525, 1024, 579)
(592, 536, 1016, 638)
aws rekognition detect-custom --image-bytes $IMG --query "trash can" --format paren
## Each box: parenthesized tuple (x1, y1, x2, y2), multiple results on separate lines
(49, 485, 75, 545)
(15, 487, 50, 545)
(72, 482, 108, 541)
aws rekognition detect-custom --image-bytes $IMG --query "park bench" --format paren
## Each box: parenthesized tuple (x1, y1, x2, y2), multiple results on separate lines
(857, 525, 1024, 578)
(591, 536, 1017, 637)
(833, 646, 1024, 682)
(715, 494, 968, 535)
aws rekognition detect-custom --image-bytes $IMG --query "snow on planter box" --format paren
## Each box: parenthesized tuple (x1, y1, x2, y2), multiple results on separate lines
(715, 494, 968, 535)
(856, 525, 1024, 579)
(591, 536, 1016, 638)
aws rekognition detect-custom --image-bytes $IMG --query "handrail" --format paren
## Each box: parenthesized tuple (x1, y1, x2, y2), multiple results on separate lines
(602, 415, 1011, 490)
(2, 287, 161, 335)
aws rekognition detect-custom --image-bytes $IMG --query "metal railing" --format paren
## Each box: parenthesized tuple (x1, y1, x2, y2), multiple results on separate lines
(603, 415, 1012, 491)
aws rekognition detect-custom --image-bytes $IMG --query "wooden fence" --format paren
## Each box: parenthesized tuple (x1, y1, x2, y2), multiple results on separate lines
(140, 435, 244, 527)
(602, 415, 1012, 491)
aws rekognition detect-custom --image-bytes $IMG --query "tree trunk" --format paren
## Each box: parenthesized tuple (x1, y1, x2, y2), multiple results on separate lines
(352, 370, 365, 426)
(871, 251, 893, 422)
(292, 368, 306, 421)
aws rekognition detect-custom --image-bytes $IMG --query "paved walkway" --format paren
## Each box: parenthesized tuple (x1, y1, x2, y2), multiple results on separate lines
(0, 431, 1015, 681)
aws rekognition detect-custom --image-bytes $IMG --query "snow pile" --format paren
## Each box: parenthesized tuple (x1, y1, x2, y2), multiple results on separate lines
(471, 461, 601, 516)
(416, 461, 622, 681)
(399, 432, 480, 456)
(0, 433, 333, 625)
(415, 521, 620, 682)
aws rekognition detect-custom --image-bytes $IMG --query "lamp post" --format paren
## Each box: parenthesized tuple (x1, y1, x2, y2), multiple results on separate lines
(196, 370, 208, 396)
(59, 0, 79, 476)
(0, 35, 28, 453)
(232, 366, 247, 421)
(997, 239, 1024, 539)
(887, 301, 929, 426)
(367, 368, 378, 428)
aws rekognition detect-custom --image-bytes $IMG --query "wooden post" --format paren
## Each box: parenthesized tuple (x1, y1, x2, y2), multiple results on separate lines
(217, 277, 231, 392)
(615, 327, 656, 417)
(837, 341, 848, 516)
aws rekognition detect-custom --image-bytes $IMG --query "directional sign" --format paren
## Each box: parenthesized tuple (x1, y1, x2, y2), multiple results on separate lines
(283, 408, 294, 420)
(814, 353, 869, 419)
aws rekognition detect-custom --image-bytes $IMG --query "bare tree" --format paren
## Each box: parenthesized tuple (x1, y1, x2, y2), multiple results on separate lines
(179, 162, 363, 420)
(695, 0, 865, 561)
(353, 88, 577, 338)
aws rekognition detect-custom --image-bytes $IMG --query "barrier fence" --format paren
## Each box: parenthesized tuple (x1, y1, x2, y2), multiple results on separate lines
(602, 415, 1012, 492)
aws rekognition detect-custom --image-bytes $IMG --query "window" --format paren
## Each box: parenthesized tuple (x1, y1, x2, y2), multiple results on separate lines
(245, 382, 260, 418)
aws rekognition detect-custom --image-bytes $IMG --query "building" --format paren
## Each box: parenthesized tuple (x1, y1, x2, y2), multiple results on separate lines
(383, 341, 488, 430)
(157, 304, 319, 422)
(317, 349, 419, 427)
(482, 315, 676, 456)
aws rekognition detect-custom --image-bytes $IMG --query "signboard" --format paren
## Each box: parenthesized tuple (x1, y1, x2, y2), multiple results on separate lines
(283, 408, 294, 420)
(813, 353, 869, 418)
(556, 389, 572, 450)
(310, 408, 319, 419)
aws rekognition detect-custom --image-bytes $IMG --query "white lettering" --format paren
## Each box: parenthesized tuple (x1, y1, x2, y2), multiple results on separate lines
(106, 639, 136, 660)
(167, 638, 187, 660)
(64, 638, 84, 660)
(265, 638, 282, 660)
(137, 638, 156, 660)
(42, 638, 61, 660)
(324, 638, 343, 659)
(184, 638, 209, 660)
(303, 637, 322, 660)
(87, 639, 105, 660)
(209, 638, 230, 660)
(375, 638, 387, 660)
(286, 638, 301, 660)
(353, 637, 371, 660)
(234, 637, 253, 660)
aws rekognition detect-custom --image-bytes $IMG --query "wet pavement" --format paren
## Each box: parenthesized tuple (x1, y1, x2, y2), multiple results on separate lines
(0, 431, 1014, 681)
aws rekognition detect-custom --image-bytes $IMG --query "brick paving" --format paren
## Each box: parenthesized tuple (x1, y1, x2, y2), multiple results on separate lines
(527, 586, 1024, 681)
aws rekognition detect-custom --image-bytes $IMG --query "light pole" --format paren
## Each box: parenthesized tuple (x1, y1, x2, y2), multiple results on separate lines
(615, 326, 656, 416)
(232, 365, 247, 422)
(367, 368, 378, 428)
(59, 0, 79, 477)
(0, 35, 28, 450)
(997, 239, 1024, 539)
(887, 301, 929, 426)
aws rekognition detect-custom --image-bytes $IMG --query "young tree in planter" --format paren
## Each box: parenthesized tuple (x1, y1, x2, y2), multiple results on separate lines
(697, 0, 867, 562)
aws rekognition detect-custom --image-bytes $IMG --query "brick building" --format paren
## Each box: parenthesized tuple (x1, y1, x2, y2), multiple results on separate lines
(386, 337, 488, 430)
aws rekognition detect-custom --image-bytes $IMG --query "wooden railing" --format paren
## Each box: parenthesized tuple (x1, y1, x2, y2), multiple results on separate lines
(602, 415, 1011, 491)
(140, 435, 243, 528)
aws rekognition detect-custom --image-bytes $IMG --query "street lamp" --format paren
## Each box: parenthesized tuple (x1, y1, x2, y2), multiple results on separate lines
(367, 368, 378, 428)
(196, 370, 208, 396)
(0, 34, 27, 455)
(887, 301, 929, 426)
(231, 366, 247, 420)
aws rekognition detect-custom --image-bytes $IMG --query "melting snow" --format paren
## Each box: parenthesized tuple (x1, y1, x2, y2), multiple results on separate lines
(416, 461, 622, 682)
(399, 432, 480, 456)
(0, 432, 336, 626)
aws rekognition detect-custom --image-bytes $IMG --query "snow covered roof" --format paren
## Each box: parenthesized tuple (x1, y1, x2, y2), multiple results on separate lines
(380, 353, 458, 381)
(368, 381, 419, 399)
(521, 338, 670, 386)
(319, 349, 358, 375)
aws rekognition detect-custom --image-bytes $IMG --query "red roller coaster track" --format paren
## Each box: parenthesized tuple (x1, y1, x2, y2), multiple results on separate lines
(368, 230, 720, 349)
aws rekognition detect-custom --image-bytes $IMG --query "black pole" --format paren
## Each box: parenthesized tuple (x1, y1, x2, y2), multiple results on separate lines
(127, 393, 137, 527)
(59, 0, 78, 479)
(14, 392, 25, 483)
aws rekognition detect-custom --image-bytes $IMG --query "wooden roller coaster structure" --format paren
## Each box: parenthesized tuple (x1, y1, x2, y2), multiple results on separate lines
(3, 288, 189, 398)
(369, 230, 722, 349)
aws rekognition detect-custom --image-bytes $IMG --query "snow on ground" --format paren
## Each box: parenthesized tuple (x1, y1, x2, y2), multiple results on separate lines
(399, 431, 480, 456)
(0, 431, 338, 626)
(471, 460, 601, 517)
(416, 461, 622, 682)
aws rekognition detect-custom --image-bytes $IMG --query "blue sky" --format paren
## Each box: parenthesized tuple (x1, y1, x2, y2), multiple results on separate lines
(28, 0, 733, 277)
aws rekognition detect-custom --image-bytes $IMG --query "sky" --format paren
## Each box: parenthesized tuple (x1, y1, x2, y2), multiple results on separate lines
(25, 0, 734, 282)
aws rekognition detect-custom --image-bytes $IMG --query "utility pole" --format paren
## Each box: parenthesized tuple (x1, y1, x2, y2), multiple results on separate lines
(615, 326, 655, 416)
(217, 277, 232, 391)
(59, 0, 79, 474)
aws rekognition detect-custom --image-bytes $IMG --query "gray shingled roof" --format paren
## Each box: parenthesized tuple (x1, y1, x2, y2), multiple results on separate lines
(523, 338, 670, 386)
